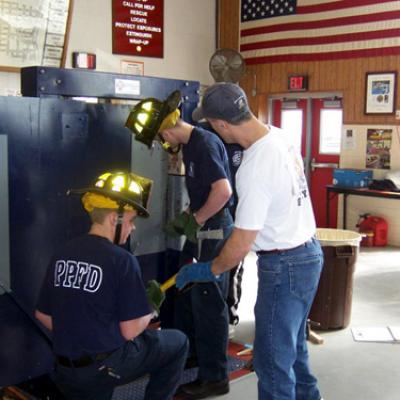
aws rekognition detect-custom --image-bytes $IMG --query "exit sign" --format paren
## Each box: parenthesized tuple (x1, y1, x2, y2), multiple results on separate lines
(288, 75, 308, 91)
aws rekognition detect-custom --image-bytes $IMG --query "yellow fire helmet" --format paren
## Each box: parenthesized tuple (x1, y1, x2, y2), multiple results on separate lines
(68, 171, 153, 218)
(125, 90, 181, 152)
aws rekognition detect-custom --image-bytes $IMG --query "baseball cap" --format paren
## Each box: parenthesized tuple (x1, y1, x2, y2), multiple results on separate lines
(192, 82, 250, 123)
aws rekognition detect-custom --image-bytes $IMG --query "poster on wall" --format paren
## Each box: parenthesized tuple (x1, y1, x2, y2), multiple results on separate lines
(112, 0, 163, 58)
(366, 129, 392, 169)
(364, 72, 397, 114)
(0, 0, 72, 71)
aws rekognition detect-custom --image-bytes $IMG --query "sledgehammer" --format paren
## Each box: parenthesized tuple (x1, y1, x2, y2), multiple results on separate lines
(160, 274, 177, 292)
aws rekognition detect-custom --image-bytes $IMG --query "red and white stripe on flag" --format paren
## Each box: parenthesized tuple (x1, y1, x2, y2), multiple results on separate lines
(240, 0, 400, 65)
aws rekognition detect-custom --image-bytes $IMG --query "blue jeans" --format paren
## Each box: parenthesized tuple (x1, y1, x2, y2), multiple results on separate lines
(174, 209, 233, 381)
(253, 238, 323, 400)
(54, 329, 188, 400)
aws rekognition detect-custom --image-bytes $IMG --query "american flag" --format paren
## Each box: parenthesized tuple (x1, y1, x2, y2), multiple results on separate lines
(240, 0, 400, 64)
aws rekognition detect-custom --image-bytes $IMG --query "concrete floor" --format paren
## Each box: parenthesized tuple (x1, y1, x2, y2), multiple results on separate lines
(217, 246, 400, 400)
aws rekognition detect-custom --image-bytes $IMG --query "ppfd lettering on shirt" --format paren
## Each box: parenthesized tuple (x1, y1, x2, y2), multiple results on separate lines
(54, 260, 103, 293)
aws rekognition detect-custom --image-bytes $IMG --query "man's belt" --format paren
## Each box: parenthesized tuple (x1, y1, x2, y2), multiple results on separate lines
(256, 239, 312, 256)
(56, 350, 113, 368)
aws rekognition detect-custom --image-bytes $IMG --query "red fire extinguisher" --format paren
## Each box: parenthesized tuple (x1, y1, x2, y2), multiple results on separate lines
(356, 214, 388, 247)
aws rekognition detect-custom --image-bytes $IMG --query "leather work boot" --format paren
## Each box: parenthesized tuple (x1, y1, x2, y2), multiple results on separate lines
(176, 378, 229, 399)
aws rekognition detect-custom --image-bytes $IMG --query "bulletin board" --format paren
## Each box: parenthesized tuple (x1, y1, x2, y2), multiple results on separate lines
(0, 0, 73, 72)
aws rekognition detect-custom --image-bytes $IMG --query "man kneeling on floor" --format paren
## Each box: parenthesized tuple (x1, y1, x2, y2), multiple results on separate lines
(35, 170, 188, 400)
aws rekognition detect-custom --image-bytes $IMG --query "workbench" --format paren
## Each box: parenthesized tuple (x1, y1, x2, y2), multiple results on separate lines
(326, 185, 400, 228)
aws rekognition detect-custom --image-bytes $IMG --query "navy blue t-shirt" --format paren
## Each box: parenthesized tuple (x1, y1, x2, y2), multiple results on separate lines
(183, 127, 233, 211)
(36, 234, 152, 358)
(224, 142, 243, 213)
(196, 122, 243, 213)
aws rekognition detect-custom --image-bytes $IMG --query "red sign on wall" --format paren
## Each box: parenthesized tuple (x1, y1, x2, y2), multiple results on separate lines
(288, 75, 308, 91)
(112, 0, 164, 58)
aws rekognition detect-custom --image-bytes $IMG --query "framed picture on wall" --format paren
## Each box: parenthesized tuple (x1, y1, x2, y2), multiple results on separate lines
(120, 60, 144, 76)
(365, 71, 397, 114)
(0, 0, 74, 72)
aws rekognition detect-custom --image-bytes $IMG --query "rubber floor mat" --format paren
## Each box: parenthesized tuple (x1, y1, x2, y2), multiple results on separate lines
(112, 354, 248, 400)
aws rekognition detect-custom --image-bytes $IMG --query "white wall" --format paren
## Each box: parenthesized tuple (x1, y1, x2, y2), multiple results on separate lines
(0, 0, 216, 95)
(339, 125, 400, 246)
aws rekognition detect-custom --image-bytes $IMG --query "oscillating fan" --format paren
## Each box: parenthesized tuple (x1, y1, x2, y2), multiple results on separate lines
(209, 48, 246, 83)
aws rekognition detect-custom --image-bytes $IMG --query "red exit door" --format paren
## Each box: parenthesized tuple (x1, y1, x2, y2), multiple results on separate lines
(271, 97, 342, 227)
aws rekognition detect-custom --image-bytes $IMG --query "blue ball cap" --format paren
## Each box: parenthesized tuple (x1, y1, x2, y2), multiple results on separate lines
(192, 82, 250, 123)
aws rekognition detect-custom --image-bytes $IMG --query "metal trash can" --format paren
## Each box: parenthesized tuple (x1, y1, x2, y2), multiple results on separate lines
(309, 228, 362, 330)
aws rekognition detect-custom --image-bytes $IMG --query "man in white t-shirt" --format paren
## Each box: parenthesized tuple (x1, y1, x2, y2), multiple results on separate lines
(176, 82, 324, 400)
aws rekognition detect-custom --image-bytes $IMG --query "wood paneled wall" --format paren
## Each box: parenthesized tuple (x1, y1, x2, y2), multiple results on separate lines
(218, 0, 400, 125)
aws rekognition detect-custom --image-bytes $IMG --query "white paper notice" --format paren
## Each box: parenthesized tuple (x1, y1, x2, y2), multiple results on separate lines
(342, 129, 356, 150)
(114, 79, 141, 96)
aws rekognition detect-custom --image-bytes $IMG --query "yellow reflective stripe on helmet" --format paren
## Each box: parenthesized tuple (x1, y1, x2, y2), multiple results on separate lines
(134, 123, 144, 133)
(137, 112, 149, 125)
(129, 180, 142, 194)
(159, 109, 180, 132)
(141, 101, 153, 112)
(111, 175, 125, 192)
(82, 192, 133, 212)
(98, 172, 112, 181)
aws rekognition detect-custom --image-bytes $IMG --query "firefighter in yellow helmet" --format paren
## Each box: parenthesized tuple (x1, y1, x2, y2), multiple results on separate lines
(35, 170, 188, 400)
(70, 171, 152, 244)
(125, 90, 182, 153)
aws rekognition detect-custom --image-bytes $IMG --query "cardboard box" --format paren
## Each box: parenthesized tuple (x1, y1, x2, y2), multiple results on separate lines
(333, 169, 373, 188)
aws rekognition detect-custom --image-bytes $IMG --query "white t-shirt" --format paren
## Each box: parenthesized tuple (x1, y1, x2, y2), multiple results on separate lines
(235, 126, 316, 251)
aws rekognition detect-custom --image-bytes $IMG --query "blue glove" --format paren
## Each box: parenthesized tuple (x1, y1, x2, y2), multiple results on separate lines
(176, 261, 220, 290)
